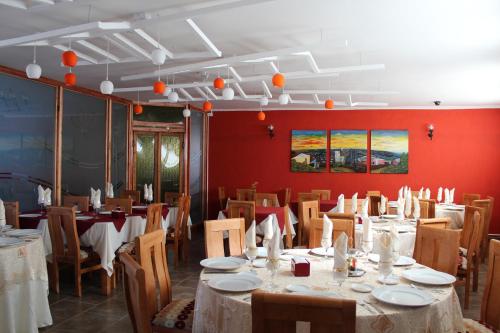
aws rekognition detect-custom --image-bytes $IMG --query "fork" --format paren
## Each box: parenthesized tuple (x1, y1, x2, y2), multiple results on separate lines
(364, 299, 384, 314)
(358, 300, 377, 315)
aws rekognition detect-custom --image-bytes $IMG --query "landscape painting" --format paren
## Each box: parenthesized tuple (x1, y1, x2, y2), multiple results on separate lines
(370, 130, 409, 174)
(330, 130, 367, 173)
(290, 130, 327, 172)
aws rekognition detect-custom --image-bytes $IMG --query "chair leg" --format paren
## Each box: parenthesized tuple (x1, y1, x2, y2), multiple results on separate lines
(100, 269, 112, 296)
(48, 261, 60, 294)
(182, 239, 189, 263)
(464, 271, 470, 309)
(174, 243, 179, 268)
(473, 256, 479, 292)
(74, 266, 82, 297)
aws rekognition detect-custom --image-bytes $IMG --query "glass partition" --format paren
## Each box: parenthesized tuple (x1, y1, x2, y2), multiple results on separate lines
(189, 112, 203, 224)
(160, 135, 182, 194)
(0, 73, 55, 211)
(111, 102, 128, 196)
(62, 90, 106, 196)
(135, 134, 155, 200)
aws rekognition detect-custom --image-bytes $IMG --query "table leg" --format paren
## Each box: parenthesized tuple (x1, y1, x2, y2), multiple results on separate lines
(100, 270, 113, 296)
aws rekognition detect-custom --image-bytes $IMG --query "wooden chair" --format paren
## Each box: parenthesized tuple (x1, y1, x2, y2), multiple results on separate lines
(164, 192, 181, 206)
(298, 200, 319, 247)
(368, 195, 381, 216)
(63, 195, 90, 212)
(46, 206, 111, 297)
(473, 198, 494, 263)
(419, 199, 436, 218)
(4, 201, 19, 229)
(456, 211, 482, 309)
(343, 198, 363, 214)
(282, 187, 291, 206)
(251, 290, 356, 333)
(218, 186, 227, 210)
(204, 218, 245, 258)
(311, 189, 331, 200)
(121, 229, 195, 333)
(255, 193, 279, 207)
(309, 217, 354, 248)
(463, 193, 481, 206)
(320, 212, 356, 247)
(120, 190, 141, 203)
(462, 205, 485, 293)
(366, 190, 381, 197)
(166, 196, 188, 267)
(417, 200, 430, 218)
(413, 225, 461, 276)
(282, 205, 293, 249)
(464, 239, 500, 331)
(412, 217, 450, 258)
(297, 192, 320, 202)
(236, 188, 256, 201)
(227, 200, 255, 230)
(105, 197, 133, 214)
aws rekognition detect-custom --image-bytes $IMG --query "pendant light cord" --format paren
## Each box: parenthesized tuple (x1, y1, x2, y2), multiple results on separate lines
(106, 40, 110, 80)
(33, 45, 37, 64)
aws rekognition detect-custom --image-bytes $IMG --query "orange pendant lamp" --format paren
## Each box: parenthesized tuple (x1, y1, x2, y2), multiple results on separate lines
(153, 80, 166, 95)
(213, 76, 225, 90)
(257, 110, 266, 121)
(203, 101, 212, 112)
(325, 99, 334, 109)
(272, 73, 285, 88)
(62, 50, 78, 67)
(64, 71, 76, 86)
(134, 104, 143, 115)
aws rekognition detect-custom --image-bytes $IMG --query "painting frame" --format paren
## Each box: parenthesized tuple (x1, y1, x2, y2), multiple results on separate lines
(330, 130, 368, 173)
(290, 130, 327, 173)
(370, 129, 409, 174)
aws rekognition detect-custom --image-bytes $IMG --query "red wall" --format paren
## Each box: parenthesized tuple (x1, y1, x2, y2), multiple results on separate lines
(208, 108, 500, 233)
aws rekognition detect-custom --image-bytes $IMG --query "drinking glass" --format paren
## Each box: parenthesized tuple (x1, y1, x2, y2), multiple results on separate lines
(266, 258, 280, 291)
(378, 259, 393, 285)
(245, 247, 258, 273)
(320, 239, 331, 261)
(332, 260, 348, 289)
(361, 240, 373, 257)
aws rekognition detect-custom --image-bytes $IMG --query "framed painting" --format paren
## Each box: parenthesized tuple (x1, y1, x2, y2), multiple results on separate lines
(370, 130, 409, 174)
(330, 130, 367, 173)
(290, 130, 327, 172)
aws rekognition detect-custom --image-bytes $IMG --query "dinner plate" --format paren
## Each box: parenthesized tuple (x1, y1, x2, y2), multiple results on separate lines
(5, 229, 42, 237)
(19, 213, 42, 218)
(310, 247, 335, 257)
(402, 268, 456, 285)
(442, 207, 463, 211)
(381, 214, 398, 219)
(372, 286, 433, 307)
(377, 275, 400, 285)
(0, 237, 25, 247)
(208, 273, 262, 292)
(286, 284, 340, 297)
(351, 283, 374, 293)
(99, 211, 112, 215)
(200, 257, 246, 271)
(132, 205, 147, 209)
(76, 216, 93, 221)
(0, 225, 13, 230)
(368, 254, 416, 266)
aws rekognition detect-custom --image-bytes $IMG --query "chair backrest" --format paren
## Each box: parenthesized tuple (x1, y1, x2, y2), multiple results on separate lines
(63, 195, 90, 212)
(46, 206, 80, 262)
(282, 205, 293, 249)
(255, 193, 279, 207)
(481, 239, 500, 329)
(418, 199, 436, 218)
(343, 199, 363, 214)
(462, 212, 482, 268)
(461, 205, 485, 250)
(368, 196, 381, 216)
(417, 200, 430, 218)
(119, 252, 151, 333)
(283, 188, 291, 206)
(227, 200, 255, 230)
(218, 186, 227, 210)
(236, 188, 256, 201)
(298, 200, 319, 247)
(105, 197, 133, 214)
(463, 193, 481, 206)
(297, 192, 320, 202)
(204, 218, 245, 258)
(311, 189, 331, 200)
(120, 190, 141, 203)
(413, 226, 461, 276)
(413, 217, 451, 258)
(135, 229, 172, 320)
(366, 190, 381, 197)
(473, 198, 494, 247)
(171, 196, 187, 241)
(251, 290, 356, 333)
(164, 192, 181, 206)
(144, 203, 163, 234)
(4, 201, 19, 229)
(321, 212, 356, 247)
(180, 195, 191, 242)
(309, 217, 354, 248)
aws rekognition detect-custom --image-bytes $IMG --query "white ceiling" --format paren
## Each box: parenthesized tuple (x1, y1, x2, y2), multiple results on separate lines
(0, 0, 499, 110)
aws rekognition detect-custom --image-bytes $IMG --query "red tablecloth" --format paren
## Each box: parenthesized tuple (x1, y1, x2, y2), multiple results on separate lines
(131, 205, 169, 219)
(289, 199, 338, 216)
(222, 207, 286, 232)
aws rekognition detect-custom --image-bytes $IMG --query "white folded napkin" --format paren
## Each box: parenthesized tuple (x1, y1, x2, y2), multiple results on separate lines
(418, 187, 423, 199)
(390, 224, 400, 261)
(37, 185, 45, 205)
(44, 188, 52, 206)
(321, 215, 333, 248)
(361, 217, 373, 250)
(148, 184, 153, 202)
(398, 187, 404, 200)
(93, 189, 101, 209)
(106, 182, 114, 199)
(262, 198, 268, 207)
(379, 232, 393, 263)
(424, 188, 431, 200)
(413, 196, 421, 219)
(437, 187, 443, 202)
(143, 184, 149, 202)
(245, 220, 257, 249)
(404, 186, 409, 198)
(0, 199, 5, 226)
(379, 195, 387, 215)
(397, 197, 405, 219)
(404, 188, 412, 217)
(351, 193, 358, 214)
(261, 217, 274, 249)
(361, 198, 369, 218)
(335, 194, 345, 213)
(268, 222, 282, 260)
(450, 188, 455, 204)
(444, 188, 450, 204)
(333, 232, 348, 269)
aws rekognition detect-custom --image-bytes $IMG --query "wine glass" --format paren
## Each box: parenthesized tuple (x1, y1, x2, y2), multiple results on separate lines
(378, 258, 393, 285)
(361, 240, 373, 257)
(266, 258, 280, 291)
(320, 238, 332, 261)
(332, 260, 348, 289)
(245, 247, 258, 273)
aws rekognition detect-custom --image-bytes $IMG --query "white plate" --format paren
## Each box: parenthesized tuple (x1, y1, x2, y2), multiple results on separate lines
(5, 229, 42, 237)
(381, 214, 398, 219)
(99, 211, 112, 215)
(280, 254, 293, 261)
(208, 274, 262, 292)
(0, 225, 13, 230)
(0, 237, 25, 247)
(286, 284, 340, 297)
(442, 207, 463, 211)
(252, 258, 266, 268)
(132, 205, 147, 209)
(310, 247, 335, 257)
(402, 268, 456, 285)
(377, 275, 400, 285)
(200, 257, 246, 271)
(368, 254, 416, 266)
(372, 286, 433, 307)
(351, 283, 374, 293)
(19, 213, 42, 218)
(76, 216, 93, 221)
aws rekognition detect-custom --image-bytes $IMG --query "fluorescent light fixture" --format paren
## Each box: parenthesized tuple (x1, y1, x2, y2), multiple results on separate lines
(291, 51, 311, 56)
(242, 56, 278, 63)
(203, 64, 228, 69)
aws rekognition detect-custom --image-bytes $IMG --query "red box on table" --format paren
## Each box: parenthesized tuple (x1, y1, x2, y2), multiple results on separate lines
(291, 257, 310, 277)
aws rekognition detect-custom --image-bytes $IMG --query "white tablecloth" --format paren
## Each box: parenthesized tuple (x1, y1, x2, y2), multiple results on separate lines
(436, 205, 465, 229)
(0, 237, 52, 333)
(193, 249, 464, 333)
(217, 210, 296, 238)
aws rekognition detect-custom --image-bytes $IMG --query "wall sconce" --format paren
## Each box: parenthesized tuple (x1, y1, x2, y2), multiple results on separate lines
(267, 124, 275, 139)
(427, 124, 434, 140)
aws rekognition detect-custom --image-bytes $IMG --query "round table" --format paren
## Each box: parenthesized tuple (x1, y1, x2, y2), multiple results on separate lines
(193, 249, 464, 333)
(436, 204, 465, 229)
(0, 236, 52, 333)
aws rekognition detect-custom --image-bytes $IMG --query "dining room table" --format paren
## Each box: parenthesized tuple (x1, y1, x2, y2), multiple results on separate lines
(435, 203, 465, 229)
(0, 232, 52, 333)
(193, 249, 465, 333)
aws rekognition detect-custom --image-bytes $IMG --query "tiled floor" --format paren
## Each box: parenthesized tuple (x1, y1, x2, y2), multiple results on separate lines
(39, 228, 486, 332)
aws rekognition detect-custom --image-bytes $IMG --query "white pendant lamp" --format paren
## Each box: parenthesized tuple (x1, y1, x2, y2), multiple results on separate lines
(26, 45, 42, 79)
(152, 48, 166, 66)
(278, 93, 289, 105)
(260, 96, 269, 106)
(222, 86, 234, 100)
(100, 41, 114, 95)
(183, 105, 191, 118)
(168, 90, 179, 103)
